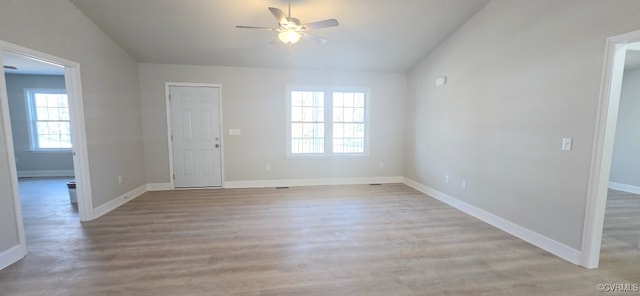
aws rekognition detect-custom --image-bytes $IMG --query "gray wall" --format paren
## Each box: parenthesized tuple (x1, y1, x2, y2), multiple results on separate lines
(610, 68, 640, 187)
(404, 0, 640, 250)
(139, 64, 406, 184)
(0, 0, 145, 256)
(5, 74, 73, 175)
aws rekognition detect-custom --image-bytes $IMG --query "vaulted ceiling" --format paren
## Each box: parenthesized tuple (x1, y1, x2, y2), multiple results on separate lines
(68, 0, 490, 72)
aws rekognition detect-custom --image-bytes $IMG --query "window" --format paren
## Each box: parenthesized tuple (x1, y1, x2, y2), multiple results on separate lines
(26, 89, 72, 150)
(287, 87, 369, 156)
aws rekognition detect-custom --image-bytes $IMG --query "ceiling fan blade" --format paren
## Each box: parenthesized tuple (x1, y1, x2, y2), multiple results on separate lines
(235, 25, 277, 30)
(268, 7, 288, 26)
(301, 32, 328, 45)
(303, 19, 339, 30)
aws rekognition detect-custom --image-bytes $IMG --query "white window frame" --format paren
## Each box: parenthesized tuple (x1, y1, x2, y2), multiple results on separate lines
(286, 85, 370, 157)
(25, 88, 72, 152)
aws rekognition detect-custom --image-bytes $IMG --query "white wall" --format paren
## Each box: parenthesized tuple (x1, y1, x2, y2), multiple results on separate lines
(0, 0, 145, 258)
(610, 68, 640, 189)
(5, 74, 73, 175)
(404, 0, 640, 251)
(139, 64, 406, 184)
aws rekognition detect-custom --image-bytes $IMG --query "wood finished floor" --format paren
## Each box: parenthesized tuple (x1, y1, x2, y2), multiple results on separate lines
(0, 178, 638, 296)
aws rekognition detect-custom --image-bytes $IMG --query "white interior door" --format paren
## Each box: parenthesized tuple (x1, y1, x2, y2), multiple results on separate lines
(170, 85, 222, 188)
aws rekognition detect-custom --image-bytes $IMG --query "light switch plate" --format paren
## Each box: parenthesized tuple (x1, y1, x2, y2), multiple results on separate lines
(229, 129, 241, 136)
(562, 138, 573, 151)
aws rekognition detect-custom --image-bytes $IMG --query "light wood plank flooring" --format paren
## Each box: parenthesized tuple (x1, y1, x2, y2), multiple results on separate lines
(0, 179, 638, 295)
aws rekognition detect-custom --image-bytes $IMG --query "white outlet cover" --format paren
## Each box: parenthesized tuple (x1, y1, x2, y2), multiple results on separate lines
(229, 129, 241, 136)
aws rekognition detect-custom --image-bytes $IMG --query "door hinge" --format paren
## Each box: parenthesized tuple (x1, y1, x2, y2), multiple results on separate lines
(172, 174, 175, 180)
(168, 94, 171, 101)
(171, 135, 173, 141)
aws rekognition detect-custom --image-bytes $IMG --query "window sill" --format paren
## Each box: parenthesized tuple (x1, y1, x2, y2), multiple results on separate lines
(286, 153, 370, 159)
(29, 149, 73, 153)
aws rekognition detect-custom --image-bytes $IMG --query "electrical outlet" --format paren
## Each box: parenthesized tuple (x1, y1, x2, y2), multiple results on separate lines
(265, 164, 271, 171)
(461, 180, 467, 190)
(118, 175, 123, 184)
(445, 175, 449, 183)
(379, 162, 384, 168)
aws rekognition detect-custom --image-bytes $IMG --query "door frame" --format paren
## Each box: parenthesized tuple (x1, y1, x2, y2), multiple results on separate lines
(0, 41, 93, 266)
(165, 82, 225, 189)
(581, 29, 640, 268)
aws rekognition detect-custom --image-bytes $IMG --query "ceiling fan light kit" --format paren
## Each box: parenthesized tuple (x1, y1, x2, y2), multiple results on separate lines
(236, 3, 339, 45)
(278, 30, 302, 44)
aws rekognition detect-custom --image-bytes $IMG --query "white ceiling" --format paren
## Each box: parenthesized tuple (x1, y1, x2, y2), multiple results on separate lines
(69, 0, 490, 72)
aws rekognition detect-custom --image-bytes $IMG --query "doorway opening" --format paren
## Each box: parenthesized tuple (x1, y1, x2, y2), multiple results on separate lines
(582, 31, 640, 268)
(0, 41, 93, 265)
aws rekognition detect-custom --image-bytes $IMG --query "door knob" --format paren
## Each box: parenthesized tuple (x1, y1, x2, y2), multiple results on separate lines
(215, 144, 220, 148)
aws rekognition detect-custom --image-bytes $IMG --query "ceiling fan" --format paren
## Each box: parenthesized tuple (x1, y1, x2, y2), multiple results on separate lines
(235, 3, 339, 45)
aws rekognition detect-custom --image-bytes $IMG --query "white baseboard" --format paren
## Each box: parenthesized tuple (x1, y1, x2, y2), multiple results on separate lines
(18, 170, 74, 177)
(147, 183, 172, 191)
(403, 177, 582, 265)
(224, 176, 403, 189)
(0, 244, 26, 270)
(92, 184, 147, 219)
(608, 181, 640, 195)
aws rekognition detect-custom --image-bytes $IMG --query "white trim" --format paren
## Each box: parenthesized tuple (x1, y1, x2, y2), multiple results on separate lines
(165, 82, 224, 190)
(0, 41, 94, 224)
(285, 85, 372, 157)
(581, 32, 640, 268)
(403, 177, 582, 265)
(608, 182, 640, 195)
(146, 182, 172, 191)
(17, 170, 74, 177)
(224, 176, 403, 189)
(0, 45, 26, 268)
(92, 184, 146, 219)
(0, 244, 26, 270)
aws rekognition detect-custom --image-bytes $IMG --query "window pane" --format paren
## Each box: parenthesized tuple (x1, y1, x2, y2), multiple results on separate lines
(344, 108, 354, 122)
(38, 135, 51, 148)
(302, 123, 315, 137)
(333, 139, 344, 153)
(291, 107, 303, 121)
(314, 123, 324, 138)
(302, 92, 314, 106)
(35, 95, 48, 107)
(333, 123, 343, 138)
(37, 107, 49, 120)
(59, 107, 70, 121)
(291, 123, 303, 137)
(354, 93, 365, 107)
(47, 95, 58, 107)
(292, 91, 303, 106)
(332, 91, 366, 154)
(354, 108, 364, 122)
(58, 96, 68, 108)
(344, 124, 354, 137)
(344, 92, 354, 107)
(302, 107, 314, 122)
(48, 108, 60, 120)
(37, 122, 49, 134)
(333, 92, 343, 107)
(354, 124, 365, 138)
(333, 108, 343, 122)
